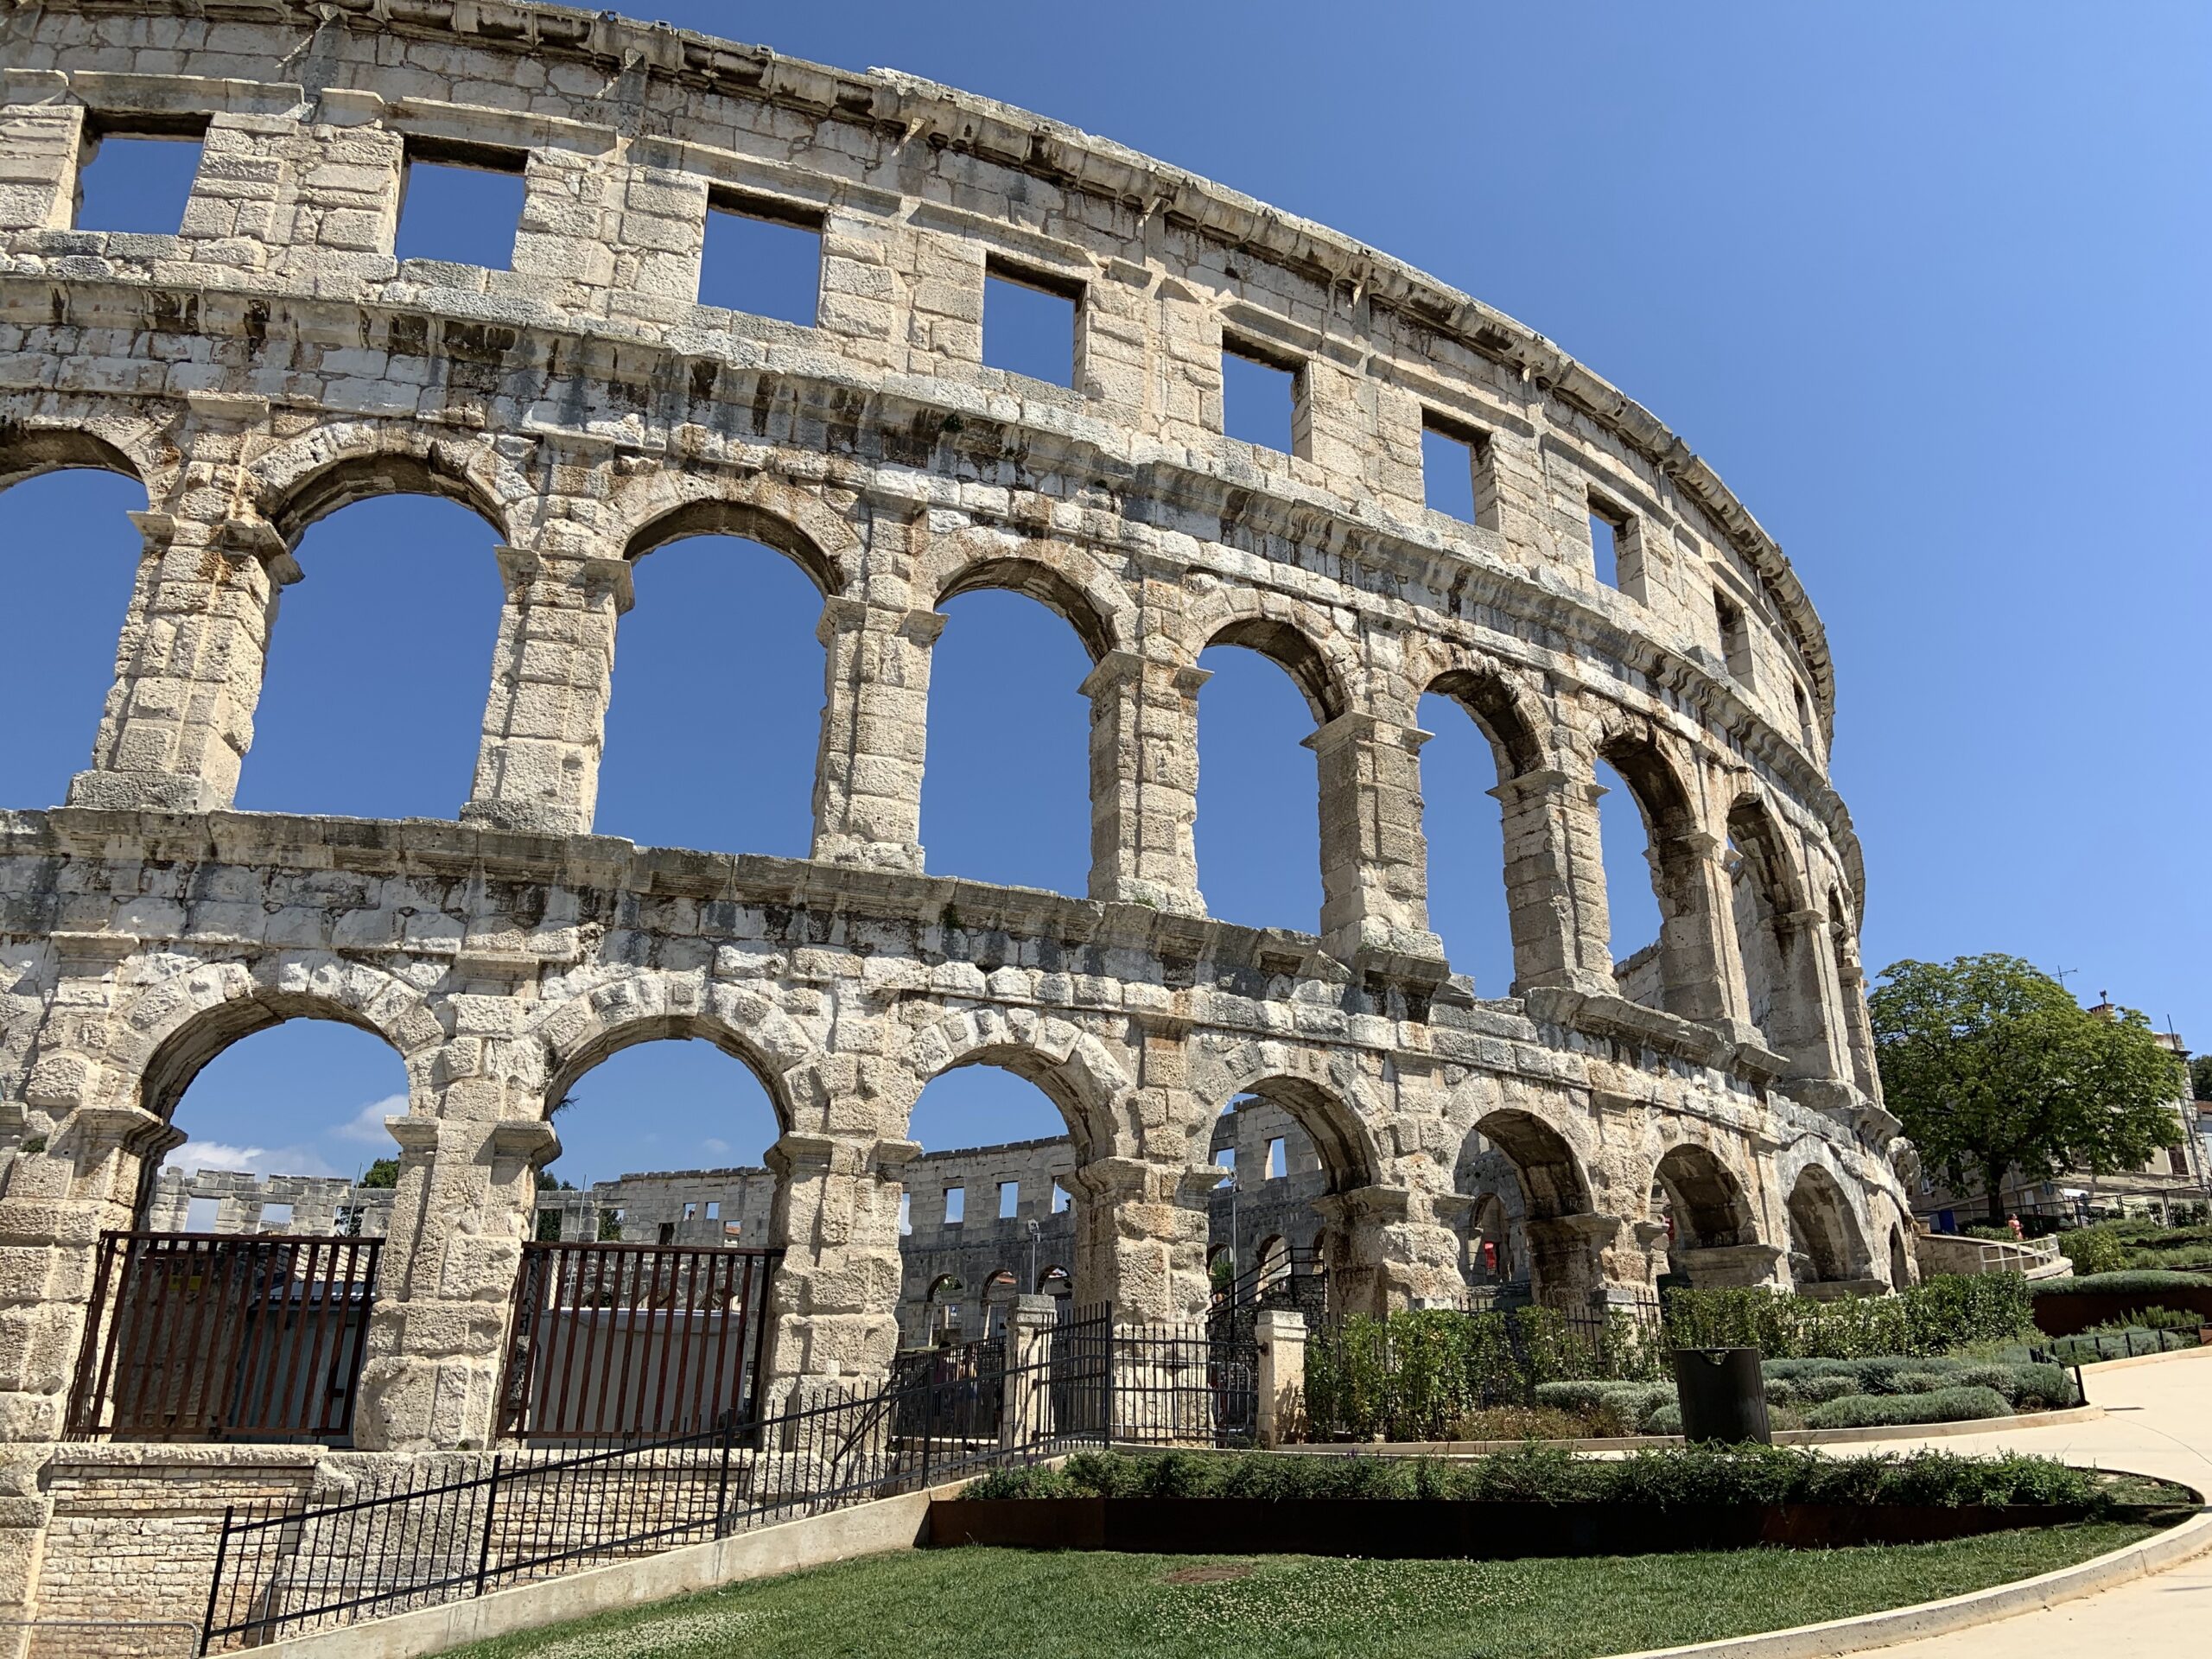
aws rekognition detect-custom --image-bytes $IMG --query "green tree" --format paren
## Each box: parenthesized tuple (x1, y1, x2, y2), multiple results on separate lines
(1869, 955, 2185, 1223)
(2191, 1052, 2212, 1103)
(358, 1157, 399, 1189)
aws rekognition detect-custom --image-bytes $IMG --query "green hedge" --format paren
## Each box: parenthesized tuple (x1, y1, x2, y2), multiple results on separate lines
(2029, 1270, 2212, 1297)
(960, 1445, 2111, 1510)
(1662, 1274, 2032, 1357)
(1801, 1386, 2012, 1430)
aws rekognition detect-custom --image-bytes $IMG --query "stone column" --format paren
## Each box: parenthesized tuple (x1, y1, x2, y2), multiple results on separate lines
(66, 496, 296, 813)
(1083, 650, 1207, 914)
(760, 1133, 910, 1390)
(1310, 1185, 1466, 1317)
(810, 598, 941, 872)
(1491, 766, 1616, 995)
(1654, 830, 1751, 1031)
(0, 97, 81, 233)
(1520, 1212, 1660, 1306)
(1306, 713, 1446, 973)
(1065, 1158, 1211, 1325)
(461, 547, 632, 836)
(1254, 1307, 1306, 1448)
(998, 1293, 1058, 1450)
(1829, 922, 1882, 1099)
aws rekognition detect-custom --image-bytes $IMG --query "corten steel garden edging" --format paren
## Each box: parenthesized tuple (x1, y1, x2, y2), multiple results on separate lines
(925, 1497, 2177, 1559)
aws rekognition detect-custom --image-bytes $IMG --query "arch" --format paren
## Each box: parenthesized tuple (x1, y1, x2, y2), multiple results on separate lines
(1651, 1143, 1755, 1249)
(1887, 1223, 1912, 1288)
(1215, 1073, 1381, 1196)
(255, 439, 516, 550)
(907, 1011, 1134, 1160)
(1595, 731, 1698, 845)
(1787, 1164, 1872, 1285)
(935, 554, 1120, 664)
(622, 496, 843, 597)
(1204, 616, 1346, 725)
(0, 423, 148, 495)
(1469, 1109, 1591, 1221)
(541, 1006, 805, 1136)
(1424, 665, 1545, 780)
(1037, 1262, 1072, 1297)
(1726, 795, 1807, 917)
(1253, 1233, 1290, 1287)
(1594, 729, 1717, 1019)
(1467, 1191, 1515, 1281)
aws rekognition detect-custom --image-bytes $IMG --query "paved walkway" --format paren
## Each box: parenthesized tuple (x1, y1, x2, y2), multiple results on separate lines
(1855, 1344, 2212, 1653)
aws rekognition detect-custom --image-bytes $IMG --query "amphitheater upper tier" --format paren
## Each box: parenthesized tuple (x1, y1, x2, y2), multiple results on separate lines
(0, 0, 1908, 1465)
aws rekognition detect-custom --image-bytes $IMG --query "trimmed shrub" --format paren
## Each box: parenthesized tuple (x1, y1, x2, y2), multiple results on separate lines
(961, 1445, 2107, 1510)
(2031, 1270, 2212, 1296)
(1801, 1385, 2012, 1430)
(1641, 1402, 1682, 1435)
(1665, 1274, 2032, 1359)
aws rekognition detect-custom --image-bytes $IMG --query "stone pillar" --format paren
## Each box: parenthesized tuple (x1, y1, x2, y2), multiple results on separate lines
(351, 1106, 544, 1453)
(1306, 713, 1446, 972)
(810, 598, 941, 872)
(1654, 830, 1751, 1031)
(1254, 1307, 1306, 1448)
(461, 546, 632, 836)
(1672, 1243, 1787, 1290)
(0, 97, 81, 233)
(1830, 923, 1882, 1099)
(1083, 650, 1207, 914)
(1310, 1185, 1466, 1316)
(760, 1134, 910, 1389)
(1491, 766, 1616, 995)
(1521, 1212, 1659, 1306)
(66, 494, 295, 813)
(998, 1293, 1058, 1450)
(1065, 1158, 1211, 1325)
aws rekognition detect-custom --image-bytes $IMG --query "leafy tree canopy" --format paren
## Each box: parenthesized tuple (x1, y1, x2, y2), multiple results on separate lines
(2192, 1052, 2212, 1103)
(1869, 955, 2185, 1221)
(358, 1157, 398, 1189)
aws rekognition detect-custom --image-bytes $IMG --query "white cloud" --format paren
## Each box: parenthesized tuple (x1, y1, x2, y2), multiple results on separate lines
(700, 1138, 731, 1157)
(334, 1094, 409, 1146)
(164, 1141, 340, 1179)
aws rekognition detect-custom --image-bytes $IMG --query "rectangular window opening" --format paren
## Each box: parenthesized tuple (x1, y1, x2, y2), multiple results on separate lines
(74, 128, 207, 235)
(898, 1192, 913, 1235)
(1791, 681, 1816, 748)
(1266, 1138, 1287, 1180)
(260, 1202, 294, 1233)
(682, 1201, 697, 1222)
(1715, 590, 1755, 685)
(982, 258, 1079, 387)
(656, 1220, 676, 1245)
(1214, 1148, 1236, 1188)
(705, 1199, 720, 1220)
(396, 144, 527, 270)
(997, 1180, 1019, 1219)
(699, 193, 823, 327)
(1421, 416, 1497, 527)
(1588, 498, 1629, 589)
(1051, 1182, 1071, 1214)
(1222, 338, 1301, 455)
(184, 1196, 219, 1232)
(944, 1185, 964, 1225)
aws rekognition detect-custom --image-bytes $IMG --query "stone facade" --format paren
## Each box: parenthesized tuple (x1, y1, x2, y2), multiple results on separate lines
(0, 0, 1911, 1636)
(143, 1166, 395, 1238)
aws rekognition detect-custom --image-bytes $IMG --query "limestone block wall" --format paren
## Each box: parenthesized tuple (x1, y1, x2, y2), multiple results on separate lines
(0, 0, 1913, 1633)
(142, 1166, 395, 1237)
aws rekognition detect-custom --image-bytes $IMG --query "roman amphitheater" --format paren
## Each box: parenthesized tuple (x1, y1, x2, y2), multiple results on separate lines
(0, 0, 1914, 1640)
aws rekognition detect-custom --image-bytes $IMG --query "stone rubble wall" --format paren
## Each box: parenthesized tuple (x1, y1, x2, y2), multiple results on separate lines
(0, 1, 1916, 1637)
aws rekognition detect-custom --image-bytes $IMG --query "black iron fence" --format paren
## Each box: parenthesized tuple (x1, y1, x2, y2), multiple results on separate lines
(1207, 1245, 1326, 1346)
(496, 1241, 780, 1443)
(1114, 1319, 1257, 1447)
(200, 1306, 1114, 1653)
(67, 1231, 379, 1442)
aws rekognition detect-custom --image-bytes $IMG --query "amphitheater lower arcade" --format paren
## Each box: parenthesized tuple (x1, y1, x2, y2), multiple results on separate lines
(0, 0, 1917, 1640)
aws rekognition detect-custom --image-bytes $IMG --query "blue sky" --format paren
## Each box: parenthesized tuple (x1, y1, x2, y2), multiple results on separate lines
(9, 2, 2204, 1187)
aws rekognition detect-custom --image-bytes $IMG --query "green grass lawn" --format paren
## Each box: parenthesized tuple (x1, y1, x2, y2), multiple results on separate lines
(444, 1523, 2154, 1659)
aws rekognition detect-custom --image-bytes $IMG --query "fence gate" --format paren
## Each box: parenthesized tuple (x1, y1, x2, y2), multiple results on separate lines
(497, 1241, 779, 1442)
(66, 1230, 380, 1441)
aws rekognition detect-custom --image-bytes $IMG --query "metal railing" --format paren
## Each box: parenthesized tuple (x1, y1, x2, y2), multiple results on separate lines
(496, 1241, 780, 1443)
(200, 1305, 1114, 1653)
(1114, 1319, 1257, 1446)
(66, 1231, 379, 1442)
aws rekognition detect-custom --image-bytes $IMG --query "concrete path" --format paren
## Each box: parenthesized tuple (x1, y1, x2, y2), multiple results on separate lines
(1856, 1344, 2212, 1654)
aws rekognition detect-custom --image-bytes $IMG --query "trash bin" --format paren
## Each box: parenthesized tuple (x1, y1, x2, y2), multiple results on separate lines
(1668, 1346, 1770, 1445)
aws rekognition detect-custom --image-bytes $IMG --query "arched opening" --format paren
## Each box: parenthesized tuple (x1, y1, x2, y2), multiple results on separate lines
(981, 1268, 1021, 1338)
(144, 1010, 410, 1233)
(1726, 798, 1813, 1063)
(1211, 1077, 1375, 1320)
(900, 1060, 1083, 1351)
(0, 452, 148, 807)
(925, 1273, 966, 1342)
(1195, 622, 1342, 932)
(1887, 1223, 1913, 1289)
(1830, 888, 1880, 1096)
(922, 581, 1096, 894)
(79, 1007, 412, 1443)
(1465, 1191, 1517, 1287)
(1595, 738, 1702, 1018)
(595, 533, 826, 856)
(1787, 1165, 1872, 1293)
(238, 493, 506, 819)
(1650, 1143, 1765, 1287)
(508, 1030, 788, 1442)
(1418, 670, 1543, 995)
(1463, 1109, 1598, 1307)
